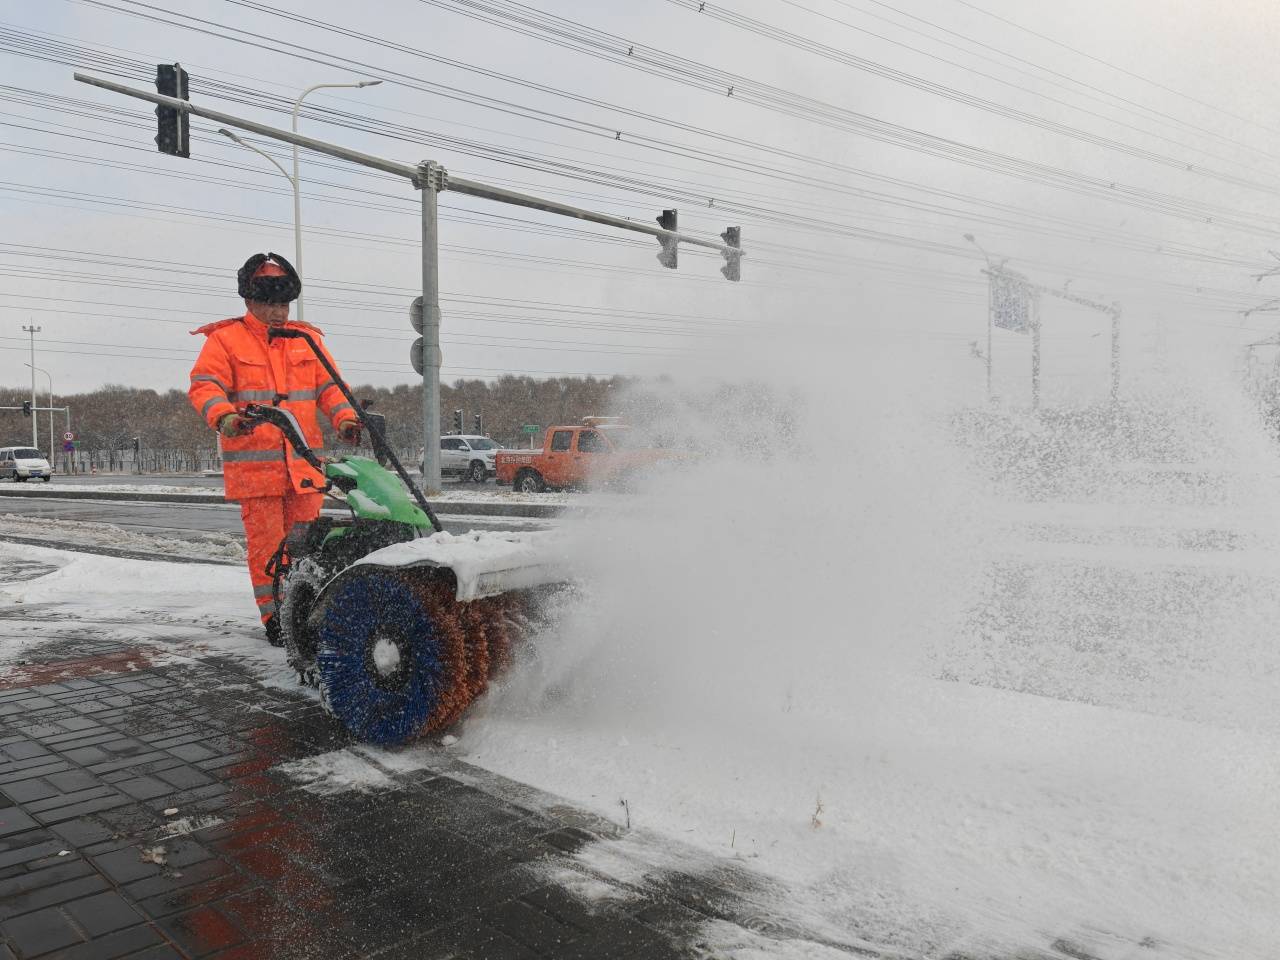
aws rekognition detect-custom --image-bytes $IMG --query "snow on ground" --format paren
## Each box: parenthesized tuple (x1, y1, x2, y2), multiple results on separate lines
(0, 513, 245, 561)
(6, 346, 1280, 957)
(275, 749, 396, 795)
(448, 349, 1280, 958)
(0, 540, 295, 692)
(4, 482, 225, 497)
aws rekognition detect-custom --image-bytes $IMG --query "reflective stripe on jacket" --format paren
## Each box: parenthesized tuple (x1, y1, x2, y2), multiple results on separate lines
(188, 312, 358, 500)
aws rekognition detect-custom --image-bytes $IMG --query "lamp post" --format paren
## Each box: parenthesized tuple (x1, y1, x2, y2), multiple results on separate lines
(21, 324, 40, 447)
(291, 80, 381, 320)
(964, 234, 994, 398)
(216, 76, 380, 322)
(23, 363, 52, 463)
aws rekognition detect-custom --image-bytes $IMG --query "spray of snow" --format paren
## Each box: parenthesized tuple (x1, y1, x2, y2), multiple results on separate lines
(458, 318, 1280, 957)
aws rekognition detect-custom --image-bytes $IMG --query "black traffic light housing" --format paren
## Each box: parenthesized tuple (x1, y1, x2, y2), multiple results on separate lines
(656, 209, 678, 270)
(720, 226, 742, 282)
(452, 410, 463, 434)
(155, 63, 190, 158)
(131, 437, 140, 454)
(21, 400, 31, 417)
(473, 413, 483, 433)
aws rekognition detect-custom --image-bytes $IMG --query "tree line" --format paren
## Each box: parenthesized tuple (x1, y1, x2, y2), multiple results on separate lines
(0, 376, 633, 471)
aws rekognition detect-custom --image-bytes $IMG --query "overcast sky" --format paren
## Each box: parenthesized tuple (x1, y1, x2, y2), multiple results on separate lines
(3, 0, 1280, 399)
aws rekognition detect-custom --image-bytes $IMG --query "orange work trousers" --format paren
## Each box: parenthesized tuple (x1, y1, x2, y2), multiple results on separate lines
(239, 490, 323, 624)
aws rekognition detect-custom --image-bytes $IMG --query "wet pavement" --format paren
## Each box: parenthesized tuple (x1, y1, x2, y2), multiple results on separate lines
(0, 619, 856, 960)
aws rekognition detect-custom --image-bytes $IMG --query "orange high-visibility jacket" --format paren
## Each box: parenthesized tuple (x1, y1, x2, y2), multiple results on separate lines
(188, 311, 358, 500)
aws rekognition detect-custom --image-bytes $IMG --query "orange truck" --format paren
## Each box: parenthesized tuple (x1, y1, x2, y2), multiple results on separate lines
(494, 418, 672, 493)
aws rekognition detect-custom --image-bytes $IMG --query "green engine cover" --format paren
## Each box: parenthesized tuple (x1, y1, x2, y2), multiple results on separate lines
(323, 456, 434, 529)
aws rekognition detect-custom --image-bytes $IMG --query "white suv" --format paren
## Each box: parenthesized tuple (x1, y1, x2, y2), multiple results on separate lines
(424, 435, 503, 483)
(0, 447, 53, 482)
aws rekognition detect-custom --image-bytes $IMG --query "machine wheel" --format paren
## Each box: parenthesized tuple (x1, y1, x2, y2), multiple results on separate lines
(314, 568, 447, 745)
(14, 477, 25, 483)
(514, 469, 545, 494)
(278, 557, 332, 681)
(467, 460, 487, 484)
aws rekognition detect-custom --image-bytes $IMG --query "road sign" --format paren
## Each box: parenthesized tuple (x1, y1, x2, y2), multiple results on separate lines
(410, 338, 441, 375)
(63, 431, 74, 441)
(410, 295, 423, 333)
(990, 269, 1036, 334)
(63, 441, 74, 453)
(521, 424, 539, 435)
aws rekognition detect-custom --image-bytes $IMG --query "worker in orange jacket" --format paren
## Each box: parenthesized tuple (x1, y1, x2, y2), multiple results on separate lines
(188, 253, 360, 645)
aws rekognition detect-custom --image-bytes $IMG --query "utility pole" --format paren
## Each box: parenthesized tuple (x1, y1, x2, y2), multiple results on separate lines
(963, 235, 994, 398)
(1031, 297, 1041, 412)
(22, 325, 40, 448)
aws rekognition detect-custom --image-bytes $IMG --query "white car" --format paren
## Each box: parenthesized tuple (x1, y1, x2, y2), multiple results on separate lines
(0, 447, 53, 482)
(424, 435, 503, 483)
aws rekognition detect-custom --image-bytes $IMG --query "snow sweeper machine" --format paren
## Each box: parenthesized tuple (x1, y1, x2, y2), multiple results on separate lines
(241, 328, 566, 746)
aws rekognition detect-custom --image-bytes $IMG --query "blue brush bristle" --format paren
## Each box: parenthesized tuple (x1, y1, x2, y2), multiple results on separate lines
(315, 571, 443, 745)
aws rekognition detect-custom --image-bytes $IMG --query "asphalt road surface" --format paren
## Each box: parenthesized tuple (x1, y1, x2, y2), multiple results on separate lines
(0, 495, 549, 541)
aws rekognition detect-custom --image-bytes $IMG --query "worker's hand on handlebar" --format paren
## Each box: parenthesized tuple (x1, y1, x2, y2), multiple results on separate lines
(338, 420, 362, 446)
(218, 413, 257, 438)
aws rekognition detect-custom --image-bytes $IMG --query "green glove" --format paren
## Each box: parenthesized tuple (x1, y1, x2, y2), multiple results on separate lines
(218, 413, 253, 438)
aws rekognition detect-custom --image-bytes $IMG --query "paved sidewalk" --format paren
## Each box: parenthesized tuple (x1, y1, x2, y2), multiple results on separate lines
(0, 596, 861, 960)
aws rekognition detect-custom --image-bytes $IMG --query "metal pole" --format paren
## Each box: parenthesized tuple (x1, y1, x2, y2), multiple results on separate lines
(985, 278, 993, 399)
(291, 80, 381, 322)
(1110, 307, 1121, 421)
(418, 161, 444, 494)
(72, 74, 743, 258)
(1031, 297, 1041, 412)
(22, 325, 40, 448)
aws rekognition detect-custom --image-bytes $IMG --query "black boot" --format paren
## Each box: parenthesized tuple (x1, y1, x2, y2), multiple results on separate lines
(264, 616, 283, 647)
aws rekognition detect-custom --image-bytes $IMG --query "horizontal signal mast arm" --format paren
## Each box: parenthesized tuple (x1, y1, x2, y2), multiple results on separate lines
(72, 71, 744, 258)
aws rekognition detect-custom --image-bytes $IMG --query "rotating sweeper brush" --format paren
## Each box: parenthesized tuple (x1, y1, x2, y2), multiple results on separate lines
(243, 328, 566, 745)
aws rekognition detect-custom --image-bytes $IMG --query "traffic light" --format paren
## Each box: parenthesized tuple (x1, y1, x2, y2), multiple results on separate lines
(452, 409, 463, 433)
(720, 226, 742, 282)
(473, 413, 483, 433)
(131, 437, 140, 454)
(655, 208, 678, 269)
(155, 63, 190, 158)
(21, 400, 31, 417)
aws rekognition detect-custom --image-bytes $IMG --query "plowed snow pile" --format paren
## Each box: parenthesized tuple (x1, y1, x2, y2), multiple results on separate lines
(459, 325, 1280, 958)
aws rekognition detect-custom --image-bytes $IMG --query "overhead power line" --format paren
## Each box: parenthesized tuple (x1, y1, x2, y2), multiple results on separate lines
(41, 2, 1280, 241)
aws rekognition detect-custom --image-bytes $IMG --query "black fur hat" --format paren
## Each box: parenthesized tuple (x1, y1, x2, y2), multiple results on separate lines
(237, 252, 301, 303)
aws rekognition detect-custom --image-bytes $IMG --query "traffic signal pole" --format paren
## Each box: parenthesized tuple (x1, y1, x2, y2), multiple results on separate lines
(73, 70, 746, 492)
(418, 161, 444, 493)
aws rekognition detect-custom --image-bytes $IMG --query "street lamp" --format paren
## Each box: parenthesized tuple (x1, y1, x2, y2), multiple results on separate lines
(21, 324, 40, 448)
(23, 363, 52, 463)
(964, 234, 995, 398)
(291, 80, 381, 320)
(216, 77, 381, 322)
(219, 128, 294, 185)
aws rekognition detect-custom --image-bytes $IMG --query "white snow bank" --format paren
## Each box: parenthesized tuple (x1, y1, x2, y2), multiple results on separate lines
(0, 514, 245, 561)
(9, 483, 223, 497)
